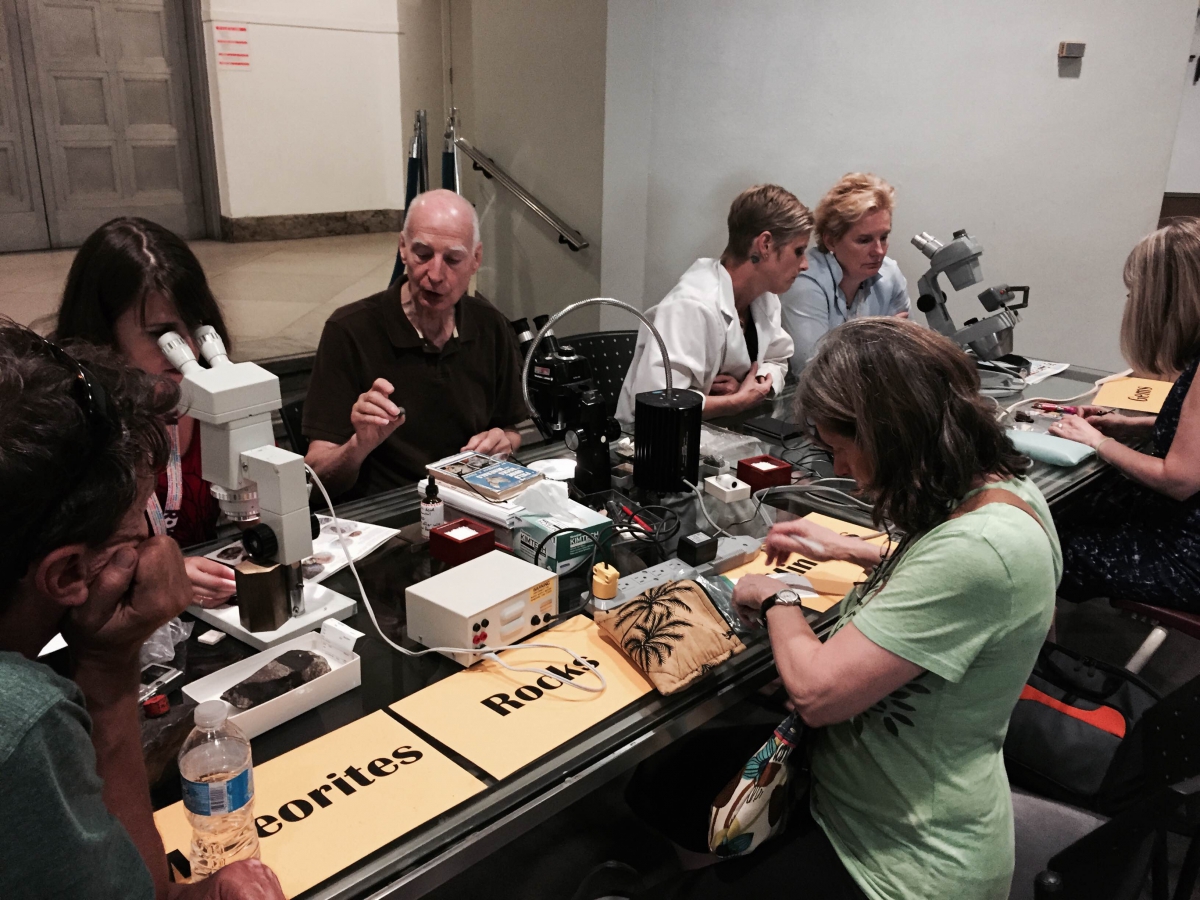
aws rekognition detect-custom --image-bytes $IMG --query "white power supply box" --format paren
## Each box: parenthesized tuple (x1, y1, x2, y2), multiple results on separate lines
(405, 550, 559, 666)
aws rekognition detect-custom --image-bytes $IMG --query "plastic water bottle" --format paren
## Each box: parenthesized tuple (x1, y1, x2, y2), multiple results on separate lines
(178, 700, 260, 878)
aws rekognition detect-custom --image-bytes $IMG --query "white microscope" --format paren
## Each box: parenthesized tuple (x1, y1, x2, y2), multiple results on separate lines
(159, 327, 355, 648)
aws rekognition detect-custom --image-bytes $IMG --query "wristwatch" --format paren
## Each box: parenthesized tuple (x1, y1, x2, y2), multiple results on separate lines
(759, 589, 805, 623)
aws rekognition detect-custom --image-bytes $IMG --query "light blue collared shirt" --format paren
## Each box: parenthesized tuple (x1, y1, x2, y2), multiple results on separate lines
(779, 248, 910, 375)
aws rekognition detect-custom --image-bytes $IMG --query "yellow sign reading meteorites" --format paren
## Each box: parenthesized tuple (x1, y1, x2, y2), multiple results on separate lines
(154, 710, 486, 899)
(392, 616, 655, 779)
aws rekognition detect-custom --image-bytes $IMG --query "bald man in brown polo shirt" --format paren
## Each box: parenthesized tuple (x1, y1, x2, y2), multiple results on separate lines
(303, 190, 528, 498)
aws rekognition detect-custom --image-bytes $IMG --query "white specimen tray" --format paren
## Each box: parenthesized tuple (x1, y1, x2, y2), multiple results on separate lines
(182, 620, 362, 739)
(186, 581, 357, 650)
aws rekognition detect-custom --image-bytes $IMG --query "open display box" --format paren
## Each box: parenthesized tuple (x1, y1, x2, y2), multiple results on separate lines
(182, 620, 363, 739)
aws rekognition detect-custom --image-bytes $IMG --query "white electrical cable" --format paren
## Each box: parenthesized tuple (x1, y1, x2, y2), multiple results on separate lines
(305, 465, 606, 694)
(1002, 368, 1134, 419)
(683, 475, 876, 536)
(682, 478, 734, 538)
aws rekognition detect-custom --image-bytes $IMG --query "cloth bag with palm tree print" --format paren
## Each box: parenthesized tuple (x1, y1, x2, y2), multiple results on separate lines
(708, 713, 807, 857)
(593, 580, 746, 695)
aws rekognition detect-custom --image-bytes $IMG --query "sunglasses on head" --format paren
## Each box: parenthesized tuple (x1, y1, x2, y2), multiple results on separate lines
(33, 333, 114, 448)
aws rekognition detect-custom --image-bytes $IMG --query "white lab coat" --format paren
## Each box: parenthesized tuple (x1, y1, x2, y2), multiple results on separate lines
(615, 258, 794, 425)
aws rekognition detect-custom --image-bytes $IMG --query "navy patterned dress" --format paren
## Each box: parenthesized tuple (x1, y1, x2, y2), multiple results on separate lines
(1056, 357, 1200, 611)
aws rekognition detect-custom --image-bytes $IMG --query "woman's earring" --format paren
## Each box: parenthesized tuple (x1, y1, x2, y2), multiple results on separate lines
(750, 254, 761, 264)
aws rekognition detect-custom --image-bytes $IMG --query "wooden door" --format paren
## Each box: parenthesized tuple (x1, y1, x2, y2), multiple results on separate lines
(16, 0, 205, 247)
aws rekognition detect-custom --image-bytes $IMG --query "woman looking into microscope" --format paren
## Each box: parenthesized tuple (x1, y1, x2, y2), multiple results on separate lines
(54, 217, 237, 607)
(778, 173, 911, 376)
(1049, 218, 1200, 611)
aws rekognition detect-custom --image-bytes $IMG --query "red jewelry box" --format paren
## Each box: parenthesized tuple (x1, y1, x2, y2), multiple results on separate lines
(429, 517, 496, 567)
(735, 454, 793, 493)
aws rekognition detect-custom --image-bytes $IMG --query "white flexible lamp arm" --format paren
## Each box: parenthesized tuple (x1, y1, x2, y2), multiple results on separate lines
(520, 297, 674, 437)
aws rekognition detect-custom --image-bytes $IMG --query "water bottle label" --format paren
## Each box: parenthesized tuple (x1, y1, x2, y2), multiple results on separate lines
(182, 768, 254, 816)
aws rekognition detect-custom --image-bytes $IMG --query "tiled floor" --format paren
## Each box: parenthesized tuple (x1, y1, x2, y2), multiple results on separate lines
(0, 231, 400, 362)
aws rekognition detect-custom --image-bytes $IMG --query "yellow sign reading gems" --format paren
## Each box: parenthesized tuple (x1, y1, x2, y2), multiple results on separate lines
(1092, 376, 1174, 414)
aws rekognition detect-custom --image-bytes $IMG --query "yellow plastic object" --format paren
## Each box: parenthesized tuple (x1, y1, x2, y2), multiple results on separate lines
(592, 562, 619, 600)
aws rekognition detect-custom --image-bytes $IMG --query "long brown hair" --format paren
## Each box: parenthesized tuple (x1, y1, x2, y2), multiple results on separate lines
(55, 217, 229, 349)
(797, 318, 1029, 535)
(1120, 218, 1200, 378)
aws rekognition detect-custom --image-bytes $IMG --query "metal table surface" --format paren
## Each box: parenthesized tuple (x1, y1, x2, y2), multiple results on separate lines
(169, 363, 1114, 899)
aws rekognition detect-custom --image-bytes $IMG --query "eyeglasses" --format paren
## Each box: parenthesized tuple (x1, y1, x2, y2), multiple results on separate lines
(32, 333, 114, 449)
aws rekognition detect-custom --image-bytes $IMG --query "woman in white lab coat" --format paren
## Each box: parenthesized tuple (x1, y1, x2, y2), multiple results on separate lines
(615, 185, 813, 426)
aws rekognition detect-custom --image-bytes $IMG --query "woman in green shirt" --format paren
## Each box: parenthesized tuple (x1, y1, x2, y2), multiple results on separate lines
(737, 317, 1060, 899)
(630, 318, 1058, 900)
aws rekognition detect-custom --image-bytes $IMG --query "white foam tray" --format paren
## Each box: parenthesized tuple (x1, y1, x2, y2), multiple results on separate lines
(186, 582, 357, 650)
(182, 622, 362, 739)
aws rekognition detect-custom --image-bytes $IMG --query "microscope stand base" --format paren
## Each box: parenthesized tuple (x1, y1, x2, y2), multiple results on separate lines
(186, 582, 357, 650)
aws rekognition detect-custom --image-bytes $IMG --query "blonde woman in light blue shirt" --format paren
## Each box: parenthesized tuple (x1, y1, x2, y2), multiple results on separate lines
(780, 173, 910, 375)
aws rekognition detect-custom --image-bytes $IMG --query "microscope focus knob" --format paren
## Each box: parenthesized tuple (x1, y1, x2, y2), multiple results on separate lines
(916, 294, 938, 313)
(564, 429, 581, 452)
(310, 514, 320, 539)
(242, 523, 278, 561)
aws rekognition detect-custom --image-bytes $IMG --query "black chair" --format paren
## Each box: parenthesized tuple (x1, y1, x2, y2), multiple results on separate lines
(1024, 776, 1200, 900)
(557, 330, 638, 415)
(280, 398, 308, 456)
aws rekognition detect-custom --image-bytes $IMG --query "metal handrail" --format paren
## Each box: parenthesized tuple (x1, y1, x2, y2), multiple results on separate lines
(454, 137, 589, 251)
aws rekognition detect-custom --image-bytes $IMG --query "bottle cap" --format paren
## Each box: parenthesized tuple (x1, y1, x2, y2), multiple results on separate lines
(195, 700, 229, 729)
(425, 477, 439, 500)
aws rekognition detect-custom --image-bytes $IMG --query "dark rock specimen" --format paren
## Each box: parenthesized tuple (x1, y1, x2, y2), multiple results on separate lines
(221, 649, 331, 710)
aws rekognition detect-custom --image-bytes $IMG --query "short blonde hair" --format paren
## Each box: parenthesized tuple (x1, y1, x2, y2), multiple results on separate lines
(814, 173, 895, 252)
(1121, 218, 1200, 378)
(723, 184, 813, 262)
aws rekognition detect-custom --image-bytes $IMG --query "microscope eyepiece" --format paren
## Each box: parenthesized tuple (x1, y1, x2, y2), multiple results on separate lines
(157, 331, 202, 375)
(194, 325, 231, 366)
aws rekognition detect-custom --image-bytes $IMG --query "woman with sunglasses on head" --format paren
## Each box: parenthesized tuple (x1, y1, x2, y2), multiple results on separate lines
(54, 217, 237, 608)
(628, 319, 1058, 900)
(1048, 219, 1200, 612)
(778, 173, 910, 376)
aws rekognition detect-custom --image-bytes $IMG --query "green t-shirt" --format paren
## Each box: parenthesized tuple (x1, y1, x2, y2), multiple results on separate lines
(810, 478, 1061, 900)
(0, 652, 155, 900)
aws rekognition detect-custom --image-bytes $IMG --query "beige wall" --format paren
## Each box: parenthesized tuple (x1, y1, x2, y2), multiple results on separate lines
(448, 0, 608, 333)
(601, 0, 1196, 372)
(201, 0, 406, 218)
(397, 0, 446, 166)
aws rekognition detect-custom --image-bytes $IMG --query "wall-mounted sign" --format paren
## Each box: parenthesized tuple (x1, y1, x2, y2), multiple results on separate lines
(212, 22, 251, 70)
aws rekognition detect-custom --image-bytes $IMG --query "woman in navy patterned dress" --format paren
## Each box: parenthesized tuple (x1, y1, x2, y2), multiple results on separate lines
(1050, 219, 1200, 612)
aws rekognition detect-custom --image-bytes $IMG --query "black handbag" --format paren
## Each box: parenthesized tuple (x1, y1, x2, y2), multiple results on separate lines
(1004, 640, 1161, 815)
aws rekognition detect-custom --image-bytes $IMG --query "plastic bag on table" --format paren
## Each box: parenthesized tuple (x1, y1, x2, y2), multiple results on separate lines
(694, 574, 753, 636)
(139, 616, 194, 667)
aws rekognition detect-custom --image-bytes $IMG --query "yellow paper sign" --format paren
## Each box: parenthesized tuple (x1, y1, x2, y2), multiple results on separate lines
(391, 616, 654, 779)
(722, 512, 887, 610)
(154, 710, 486, 898)
(1092, 376, 1173, 414)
